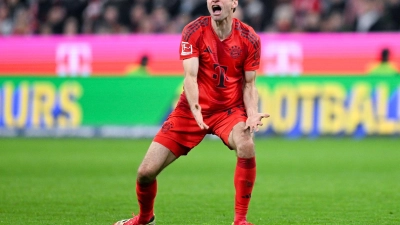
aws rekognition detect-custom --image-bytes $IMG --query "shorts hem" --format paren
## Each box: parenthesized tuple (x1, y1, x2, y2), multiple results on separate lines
(220, 117, 247, 149)
(154, 135, 191, 157)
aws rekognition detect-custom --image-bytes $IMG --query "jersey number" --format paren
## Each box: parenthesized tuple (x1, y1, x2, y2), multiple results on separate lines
(212, 64, 228, 88)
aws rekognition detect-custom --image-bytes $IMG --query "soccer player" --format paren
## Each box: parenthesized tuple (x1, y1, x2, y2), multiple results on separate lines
(113, 0, 269, 224)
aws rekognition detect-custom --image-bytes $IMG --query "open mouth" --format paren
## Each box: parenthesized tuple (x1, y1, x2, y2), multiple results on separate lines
(212, 5, 222, 14)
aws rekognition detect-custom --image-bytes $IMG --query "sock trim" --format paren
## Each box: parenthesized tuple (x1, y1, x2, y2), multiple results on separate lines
(237, 157, 256, 169)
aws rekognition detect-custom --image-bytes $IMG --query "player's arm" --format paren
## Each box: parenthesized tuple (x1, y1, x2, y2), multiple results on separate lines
(183, 57, 209, 130)
(243, 70, 269, 133)
(243, 71, 258, 118)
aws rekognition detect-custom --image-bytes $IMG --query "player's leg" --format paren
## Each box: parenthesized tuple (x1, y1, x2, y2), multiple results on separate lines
(115, 107, 206, 225)
(209, 106, 256, 224)
(135, 141, 178, 223)
(228, 121, 255, 157)
(128, 109, 206, 225)
(114, 141, 177, 225)
(137, 141, 178, 184)
(228, 121, 256, 224)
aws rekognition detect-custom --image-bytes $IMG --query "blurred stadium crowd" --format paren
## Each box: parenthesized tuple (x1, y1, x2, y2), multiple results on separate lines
(1, 0, 400, 35)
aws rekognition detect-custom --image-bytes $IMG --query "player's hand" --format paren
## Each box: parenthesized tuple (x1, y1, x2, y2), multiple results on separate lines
(191, 104, 209, 130)
(245, 113, 270, 133)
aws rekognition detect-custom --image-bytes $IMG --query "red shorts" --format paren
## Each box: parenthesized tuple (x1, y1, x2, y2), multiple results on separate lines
(154, 105, 247, 157)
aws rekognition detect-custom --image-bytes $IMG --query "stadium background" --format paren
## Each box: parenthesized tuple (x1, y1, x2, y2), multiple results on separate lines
(1, 0, 400, 224)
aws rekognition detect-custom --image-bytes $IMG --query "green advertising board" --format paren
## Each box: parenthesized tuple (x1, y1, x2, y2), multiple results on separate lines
(0, 76, 399, 137)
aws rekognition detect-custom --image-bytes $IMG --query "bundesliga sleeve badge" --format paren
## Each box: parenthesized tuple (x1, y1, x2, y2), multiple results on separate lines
(181, 42, 193, 56)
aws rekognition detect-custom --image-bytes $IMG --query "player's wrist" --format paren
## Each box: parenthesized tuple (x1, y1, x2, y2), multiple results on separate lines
(246, 109, 258, 117)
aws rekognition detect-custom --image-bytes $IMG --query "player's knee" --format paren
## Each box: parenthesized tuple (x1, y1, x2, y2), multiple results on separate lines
(237, 138, 254, 151)
(236, 139, 255, 158)
(137, 166, 156, 184)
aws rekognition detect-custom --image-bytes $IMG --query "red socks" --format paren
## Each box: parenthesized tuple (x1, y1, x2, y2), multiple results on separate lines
(136, 180, 157, 223)
(234, 157, 256, 222)
(135, 158, 256, 223)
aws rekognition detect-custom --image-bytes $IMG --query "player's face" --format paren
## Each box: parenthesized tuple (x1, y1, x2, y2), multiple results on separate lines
(207, 0, 238, 22)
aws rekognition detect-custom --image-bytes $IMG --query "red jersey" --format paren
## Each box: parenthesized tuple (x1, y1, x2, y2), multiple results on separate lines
(177, 16, 261, 115)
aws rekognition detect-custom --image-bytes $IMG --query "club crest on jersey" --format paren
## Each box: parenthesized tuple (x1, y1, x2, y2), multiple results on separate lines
(181, 42, 192, 56)
(229, 45, 242, 59)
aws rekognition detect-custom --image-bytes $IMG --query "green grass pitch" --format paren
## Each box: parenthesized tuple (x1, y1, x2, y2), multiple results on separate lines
(0, 137, 399, 225)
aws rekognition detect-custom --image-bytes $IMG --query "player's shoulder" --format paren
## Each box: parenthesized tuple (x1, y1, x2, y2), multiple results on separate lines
(233, 18, 259, 37)
(182, 16, 210, 42)
(233, 18, 260, 45)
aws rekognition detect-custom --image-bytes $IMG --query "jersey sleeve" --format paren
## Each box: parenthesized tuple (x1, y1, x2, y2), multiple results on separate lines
(179, 22, 201, 60)
(244, 34, 261, 71)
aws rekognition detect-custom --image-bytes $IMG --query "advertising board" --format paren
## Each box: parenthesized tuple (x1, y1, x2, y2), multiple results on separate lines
(1, 34, 399, 77)
(1, 77, 399, 137)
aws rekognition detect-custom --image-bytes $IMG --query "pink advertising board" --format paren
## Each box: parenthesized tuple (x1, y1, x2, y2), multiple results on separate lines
(261, 33, 400, 76)
(0, 33, 399, 76)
